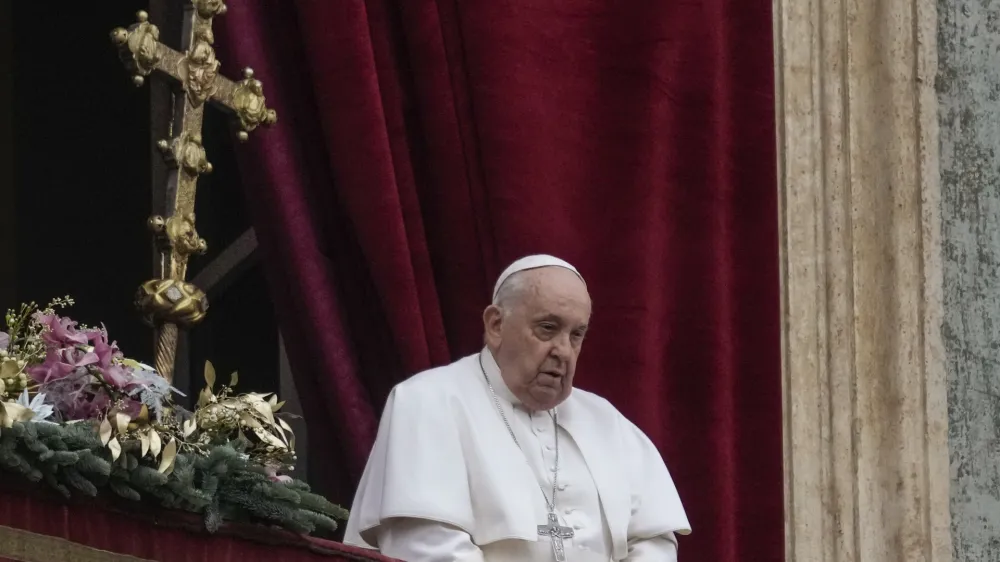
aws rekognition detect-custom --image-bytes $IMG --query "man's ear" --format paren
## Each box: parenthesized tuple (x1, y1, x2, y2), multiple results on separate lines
(483, 305, 503, 346)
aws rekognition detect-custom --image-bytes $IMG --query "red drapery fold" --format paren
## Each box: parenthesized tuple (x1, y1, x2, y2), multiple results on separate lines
(217, 1, 782, 560)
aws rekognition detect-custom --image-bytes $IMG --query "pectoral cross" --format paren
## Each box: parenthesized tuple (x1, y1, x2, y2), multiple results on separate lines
(538, 512, 575, 561)
(110, 1, 277, 383)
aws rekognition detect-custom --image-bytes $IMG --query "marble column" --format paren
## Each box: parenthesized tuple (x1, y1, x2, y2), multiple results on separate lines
(774, 0, 952, 560)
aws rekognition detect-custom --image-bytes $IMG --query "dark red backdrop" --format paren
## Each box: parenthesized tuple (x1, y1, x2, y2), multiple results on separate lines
(216, 1, 782, 560)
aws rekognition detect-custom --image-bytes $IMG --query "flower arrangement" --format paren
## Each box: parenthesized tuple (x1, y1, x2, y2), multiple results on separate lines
(0, 297, 347, 534)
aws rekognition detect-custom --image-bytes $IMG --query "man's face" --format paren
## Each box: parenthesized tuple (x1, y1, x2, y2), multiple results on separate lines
(483, 267, 592, 411)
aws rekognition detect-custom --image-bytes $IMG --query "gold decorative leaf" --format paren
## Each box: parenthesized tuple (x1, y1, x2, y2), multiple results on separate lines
(114, 411, 130, 435)
(1, 403, 33, 426)
(204, 361, 216, 391)
(99, 417, 113, 446)
(140, 431, 150, 458)
(149, 428, 162, 458)
(229, 371, 239, 388)
(158, 438, 177, 473)
(121, 358, 142, 370)
(108, 437, 122, 461)
(182, 418, 197, 437)
(272, 424, 286, 445)
(271, 400, 286, 413)
(268, 394, 277, 407)
(0, 404, 16, 428)
(197, 386, 214, 409)
(249, 399, 275, 424)
(0, 359, 22, 379)
(137, 405, 150, 423)
(276, 417, 293, 434)
(252, 426, 286, 449)
(239, 412, 263, 429)
(273, 418, 291, 447)
(122, 358, 156, 372)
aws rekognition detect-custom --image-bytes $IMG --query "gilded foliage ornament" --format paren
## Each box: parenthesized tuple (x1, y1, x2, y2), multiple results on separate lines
(232, 68, 279, 142)
(195, 362, 296, 469)
(194, 0, 228, 19)
(180, 30, 220, 106)
(158, 133, 213, 176)
(110, 11, 161, 87)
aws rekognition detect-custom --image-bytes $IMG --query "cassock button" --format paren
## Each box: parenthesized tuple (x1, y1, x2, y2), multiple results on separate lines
(535, 426, 546, 433)
(574, 524, 582, 530)
(558, 483, 567, 491)
(545, 444, 554, 451)
(550, 466, 557, 472)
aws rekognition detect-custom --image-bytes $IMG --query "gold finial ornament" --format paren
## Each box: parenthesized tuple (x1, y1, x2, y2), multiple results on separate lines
(194, 0, 228, 19)
(233, 68, 279, 142)
(110, 11, 162, 87)
(111, 2, 277, 382)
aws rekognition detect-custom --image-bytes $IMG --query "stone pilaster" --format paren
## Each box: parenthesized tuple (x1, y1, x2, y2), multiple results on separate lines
(774, 0, 952, 559)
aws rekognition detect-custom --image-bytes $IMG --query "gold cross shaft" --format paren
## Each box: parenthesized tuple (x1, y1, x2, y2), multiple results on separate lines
(111, 1, 277, 383)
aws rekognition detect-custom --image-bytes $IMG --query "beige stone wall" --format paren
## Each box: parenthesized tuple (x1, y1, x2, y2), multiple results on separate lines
(774, 0, 952, 559)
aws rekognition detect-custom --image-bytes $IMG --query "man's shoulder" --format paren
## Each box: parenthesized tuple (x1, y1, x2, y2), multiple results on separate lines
(566, 385, 626, 421)
(391, 353, 478, 401)
(380, 354, 482, 430)
(567, 387, 658, 450)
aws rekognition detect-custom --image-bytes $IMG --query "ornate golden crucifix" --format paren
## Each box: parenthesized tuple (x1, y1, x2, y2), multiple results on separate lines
(111, 1, 277, 383)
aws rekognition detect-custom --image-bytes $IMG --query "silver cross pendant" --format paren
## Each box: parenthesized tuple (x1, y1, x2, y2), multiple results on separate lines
(538, 512, 575, 561)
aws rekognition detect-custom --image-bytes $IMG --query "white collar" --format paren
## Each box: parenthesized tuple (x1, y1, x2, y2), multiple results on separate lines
(479, 346, 522, 406)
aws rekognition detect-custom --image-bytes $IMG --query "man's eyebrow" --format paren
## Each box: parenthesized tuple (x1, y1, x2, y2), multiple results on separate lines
(533, 314, 589, 331)
(532, 313, 562, 323)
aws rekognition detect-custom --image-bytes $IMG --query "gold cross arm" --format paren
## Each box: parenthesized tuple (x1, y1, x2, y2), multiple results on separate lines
(111, 5, 277, 140)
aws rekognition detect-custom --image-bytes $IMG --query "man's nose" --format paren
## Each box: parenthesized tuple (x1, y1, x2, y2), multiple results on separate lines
(550, 333, 571, 359)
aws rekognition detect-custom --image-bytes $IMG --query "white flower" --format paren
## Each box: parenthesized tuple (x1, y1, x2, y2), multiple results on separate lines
(17, 389, 55, 423)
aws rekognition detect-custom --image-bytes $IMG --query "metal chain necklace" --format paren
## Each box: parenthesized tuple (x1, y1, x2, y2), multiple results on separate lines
(478, 353, 574, 561)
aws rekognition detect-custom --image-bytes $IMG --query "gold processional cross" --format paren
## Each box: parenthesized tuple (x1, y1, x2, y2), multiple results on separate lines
(111, 1, 277, 383)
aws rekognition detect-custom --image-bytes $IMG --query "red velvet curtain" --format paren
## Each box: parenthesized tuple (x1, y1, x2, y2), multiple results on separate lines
(0, 488, 395, 561)
(216, 1, 782, 560)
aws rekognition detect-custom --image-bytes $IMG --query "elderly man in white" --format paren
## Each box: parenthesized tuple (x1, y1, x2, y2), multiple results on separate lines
(344, 255, 690, 561)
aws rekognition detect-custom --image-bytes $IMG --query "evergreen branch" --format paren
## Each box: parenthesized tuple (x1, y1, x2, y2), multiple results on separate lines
(0, 421, 346, 535)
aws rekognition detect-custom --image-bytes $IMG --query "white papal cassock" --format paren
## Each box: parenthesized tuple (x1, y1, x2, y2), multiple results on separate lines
(344, 348, 691, 561)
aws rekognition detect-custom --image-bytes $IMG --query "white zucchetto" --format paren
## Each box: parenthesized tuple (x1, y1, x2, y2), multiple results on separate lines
(492, 255, 585, 302)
